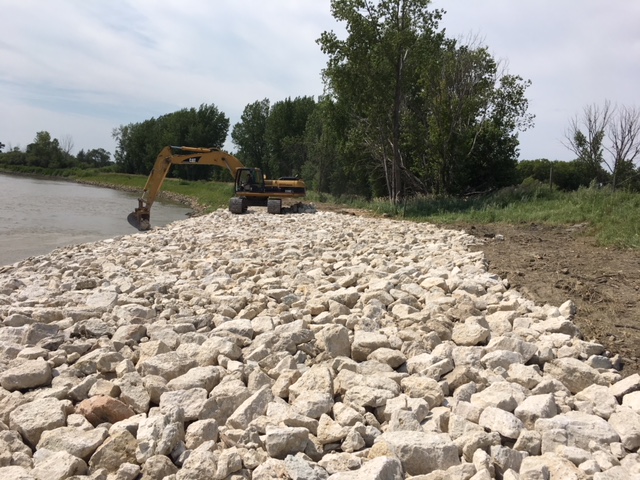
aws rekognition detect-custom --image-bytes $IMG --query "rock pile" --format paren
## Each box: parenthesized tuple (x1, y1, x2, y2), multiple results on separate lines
(0, 209, 639, 480)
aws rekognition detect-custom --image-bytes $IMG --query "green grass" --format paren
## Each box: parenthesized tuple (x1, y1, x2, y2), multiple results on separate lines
(72, 172, 235, 213)
(308, 184, 640, 249)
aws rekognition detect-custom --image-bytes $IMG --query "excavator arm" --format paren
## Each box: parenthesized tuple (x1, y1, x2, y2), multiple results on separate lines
(129, 146, 245, 230)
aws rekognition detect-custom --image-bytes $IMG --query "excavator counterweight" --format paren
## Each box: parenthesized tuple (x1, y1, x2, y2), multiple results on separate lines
(129, 146, 306, 230)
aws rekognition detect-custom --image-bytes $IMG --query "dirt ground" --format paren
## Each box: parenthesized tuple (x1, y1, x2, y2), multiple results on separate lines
(319, 205, 640, 377)
(462, 222, 640, 377)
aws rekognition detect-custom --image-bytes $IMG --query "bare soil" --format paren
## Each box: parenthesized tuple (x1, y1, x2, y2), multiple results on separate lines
(318, 205, 640, 377)
(462, 222, 640, 377)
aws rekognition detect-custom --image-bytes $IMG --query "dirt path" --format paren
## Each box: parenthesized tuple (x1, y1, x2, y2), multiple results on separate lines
(317, 205, 640, 376)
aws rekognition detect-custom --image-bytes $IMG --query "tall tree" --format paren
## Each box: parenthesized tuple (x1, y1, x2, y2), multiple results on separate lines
(265, 96, 316, 178)
(606, 104, 640, 189)
(564, 101, 612, 184)
(319, 0, 443, 203)
(231, 99, 270, 171)
(318, 0, 533, 199)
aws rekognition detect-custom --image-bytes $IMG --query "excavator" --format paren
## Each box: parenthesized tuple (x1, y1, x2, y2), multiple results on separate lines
(128, 146, 306, 230)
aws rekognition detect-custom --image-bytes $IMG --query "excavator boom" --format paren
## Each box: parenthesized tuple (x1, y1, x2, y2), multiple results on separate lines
(129, 145, 306, 230)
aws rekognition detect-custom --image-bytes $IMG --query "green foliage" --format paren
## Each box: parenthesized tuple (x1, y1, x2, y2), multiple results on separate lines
(112, 103, 230, 180)
(231, 99, 270, 172)
(77, 148, 112, 168)
(0, 132, 79, 170)
(318, 0, 534, 201)
(265, 96, 316, 178)
(517, 159, 610, 191)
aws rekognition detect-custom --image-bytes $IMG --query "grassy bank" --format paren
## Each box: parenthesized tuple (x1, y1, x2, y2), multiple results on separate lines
(4, 168, 637, 249)
(70, 171, 235, 214)
(307, 184, 640, 249)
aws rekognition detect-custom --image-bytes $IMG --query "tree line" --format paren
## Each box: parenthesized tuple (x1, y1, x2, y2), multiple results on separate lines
(0, 132, 111, 171)
(2, 0, 639, 197)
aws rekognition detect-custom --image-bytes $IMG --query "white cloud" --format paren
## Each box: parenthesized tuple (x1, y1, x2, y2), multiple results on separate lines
(1, 0, 638, 162)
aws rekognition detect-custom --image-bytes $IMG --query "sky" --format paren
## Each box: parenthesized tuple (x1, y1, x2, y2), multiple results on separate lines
(2, 1, 639, 162)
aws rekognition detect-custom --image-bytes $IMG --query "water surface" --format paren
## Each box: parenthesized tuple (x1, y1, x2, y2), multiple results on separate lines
(0, 173, 192, 266)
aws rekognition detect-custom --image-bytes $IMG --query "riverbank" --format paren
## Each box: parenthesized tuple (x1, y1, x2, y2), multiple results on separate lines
(1, 209, 639, 478)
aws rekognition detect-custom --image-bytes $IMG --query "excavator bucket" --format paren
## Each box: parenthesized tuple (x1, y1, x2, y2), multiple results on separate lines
(128, 201, 151, 231)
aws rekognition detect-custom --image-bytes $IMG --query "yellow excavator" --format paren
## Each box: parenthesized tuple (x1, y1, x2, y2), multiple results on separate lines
(128, 146, 306, 230)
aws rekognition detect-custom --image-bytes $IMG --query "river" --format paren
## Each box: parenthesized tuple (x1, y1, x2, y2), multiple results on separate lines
(0, 173, 192, 267)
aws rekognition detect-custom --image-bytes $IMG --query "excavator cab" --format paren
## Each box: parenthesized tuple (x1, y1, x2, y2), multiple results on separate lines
(235, 168, 265, 193)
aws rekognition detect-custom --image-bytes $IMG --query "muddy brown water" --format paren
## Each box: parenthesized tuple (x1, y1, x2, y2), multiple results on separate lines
(0, 173, 192, 266)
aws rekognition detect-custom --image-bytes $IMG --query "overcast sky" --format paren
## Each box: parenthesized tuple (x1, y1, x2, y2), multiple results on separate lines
(2, 1, 638, 162)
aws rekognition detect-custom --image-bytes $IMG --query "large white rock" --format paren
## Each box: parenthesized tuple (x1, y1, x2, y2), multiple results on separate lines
(37, 426, 108, 461)
(514, 393, 558, 429)
(478, 407, 524, 440)
(9, 398, 67, 447)
(544, 357, 608, 394)
(31, 450, 87, 480)
(265, 426, 309, 459)
(226, 385, 273, 430)
(0, 359, 52, 391)
(535, 411, 620, 451)
(374, 431, 460, 476)
(326, 456, 402, 480)
(608, 406, 640, 451)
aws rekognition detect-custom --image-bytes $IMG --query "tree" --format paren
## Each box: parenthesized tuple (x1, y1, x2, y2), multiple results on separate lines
(0, 141, 5, 153)
(265, 96, 316, 178)
(319, 0, 443, 204)
(25, 131, 68, 169)
(318, 0, 533, 200)
(564, 101, 612, 184)
(606, 105, 640, 189)
(231, 99, 270, 172)
(77, 148, 112, 168)
(60, 135, 74, 157)
(415, 39, 533, 194)
(564, 102, 640, 190)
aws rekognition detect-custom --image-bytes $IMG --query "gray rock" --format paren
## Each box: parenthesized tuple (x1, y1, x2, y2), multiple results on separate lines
(160, 388, 208, 422)
(351, 331, 390, 362)
(141, 455, 179, 480)
(37, 426, 108, 461)
(544, 357, 608, 394)
(610, 373, 640, 399)
(9, 398, 67, 447)
(574, 384, 618, 419)
(316, 324, 351, 358)
(31, 450, 87, 479)
(226, 385, 273, 429)
(265, 426, 309, 459)
(608, 406, 640, 451)
(89, 428, 137, 473)
(0, 359, 52, 391)
(478, 407, 524, 439)
(373, 431, 460, 476)
(185, 419, 218, 450)
(535, 411, 620, 451)
(137, 352, 197, 381)
(326, 456, 402, 480)
(514, 393, 558, 429)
